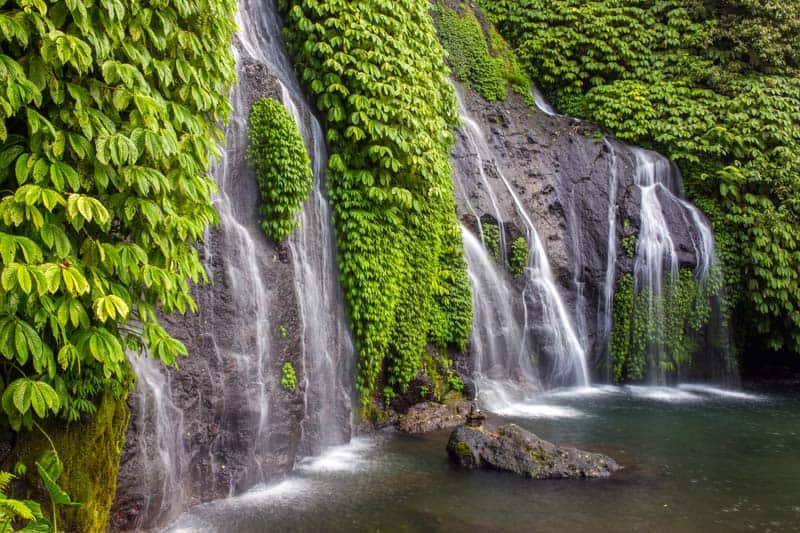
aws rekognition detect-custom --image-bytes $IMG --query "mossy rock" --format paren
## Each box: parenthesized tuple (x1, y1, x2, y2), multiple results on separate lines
(3, 393, 130, 533)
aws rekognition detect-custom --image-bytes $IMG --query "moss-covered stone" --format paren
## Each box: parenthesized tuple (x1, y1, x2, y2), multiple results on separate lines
(3, 393, 130, 533)
(454, 441, 472, 457)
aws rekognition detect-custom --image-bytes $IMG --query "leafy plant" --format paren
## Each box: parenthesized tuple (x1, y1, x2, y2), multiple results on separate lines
(482, 223, 501, 263)
(279, 0, 473, 409)
(280, 362, 296, 391)
(0, 0, 237, 429)
(246, 98, 312, 241)
(481, 0, 800, 360)
(509, 236, 528, 275)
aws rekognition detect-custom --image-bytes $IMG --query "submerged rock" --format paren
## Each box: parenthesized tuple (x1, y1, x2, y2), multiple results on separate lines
(447, 423, 620, 479)
(397, 399, 470, 434)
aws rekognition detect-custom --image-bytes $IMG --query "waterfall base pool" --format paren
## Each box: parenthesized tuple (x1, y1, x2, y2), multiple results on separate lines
(168, 386, 800, 532)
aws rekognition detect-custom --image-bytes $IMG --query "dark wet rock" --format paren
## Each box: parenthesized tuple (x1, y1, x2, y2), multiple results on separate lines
(112, 60, 307, 531)
(397, 400, 470, 434)
(451, 83, 705, 378)
(447, 423, 621, 479)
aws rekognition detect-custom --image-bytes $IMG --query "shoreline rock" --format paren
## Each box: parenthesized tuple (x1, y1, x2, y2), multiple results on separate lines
(397, 399, 471, 434)
(447, 423, 621, 479)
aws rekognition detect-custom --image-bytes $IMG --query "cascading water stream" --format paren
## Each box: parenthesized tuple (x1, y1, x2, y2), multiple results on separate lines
(630, 147, 717, 382)
(123, 0, 353, 528)
(281, 82, 355, 456)
(454, 87, 589, 396)
(599, 140, 620, 378)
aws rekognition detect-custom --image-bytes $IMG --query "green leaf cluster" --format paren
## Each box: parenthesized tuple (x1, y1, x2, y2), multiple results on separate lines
(0, 0, 236, 428)
(480, 0, 800, 358)
(246, 98, 312, 241)
(509, 236, 528, 276)
(432, 1, 529, 102)
(611, 268, 725, 382)
(280, 361, 297, 391)
(481, 223, 500, 263)
(279, 0, 472, 408)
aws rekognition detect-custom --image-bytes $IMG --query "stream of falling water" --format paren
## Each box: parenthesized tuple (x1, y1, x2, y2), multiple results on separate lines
(454, 87, 589, 401)
(124, 0, 353, 527)
(630, 147, 716, 382)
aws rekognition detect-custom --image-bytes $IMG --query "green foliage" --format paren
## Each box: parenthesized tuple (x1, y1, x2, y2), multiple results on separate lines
(246, 98, 312, 241)
(509, 236, 528, 276)
(432, 2, 505, 102)
(622, 234, 637, 258)
(482, 223, 500, 263)
(611, 268, 724, 382)
(481, 0, 800, 357)
(280, 0, 472, 408)
(0, 470, 48, 532)
(0, 0, 237, 429)
(432, 2, 529, 102)
(280, 362, 296, 391)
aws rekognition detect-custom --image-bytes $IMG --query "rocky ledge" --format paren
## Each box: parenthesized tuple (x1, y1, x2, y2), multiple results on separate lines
(397, 399, 470, 434)
(447, 423, 621, 479)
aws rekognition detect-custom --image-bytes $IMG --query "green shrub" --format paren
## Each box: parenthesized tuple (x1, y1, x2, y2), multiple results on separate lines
(280, 0, 472, 409)
(433, 2, 506, 102)
(480, 0, 800, 358)
(509, 236, 528, 275)
(246, 98, 312, 241)
(611, 268, 725, 382)
(281, 362, 297, 391)
(482, 223, 501, 262)
(0, 0, 236, 430)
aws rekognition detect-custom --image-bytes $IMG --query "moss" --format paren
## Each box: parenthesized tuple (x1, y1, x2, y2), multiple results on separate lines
(528, 446, 553, 464)
(454, 441, 472, 457)
(4, 393, 130, 533)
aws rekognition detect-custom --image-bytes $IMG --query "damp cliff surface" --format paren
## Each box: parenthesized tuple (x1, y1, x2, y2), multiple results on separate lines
(112, 2, 354, 530)
(451, 85, 717, 387)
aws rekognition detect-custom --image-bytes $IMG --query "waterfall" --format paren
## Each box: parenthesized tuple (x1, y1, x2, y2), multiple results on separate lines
(120, 0, 353, 528)
(599, 140, 620, 379)
(629, 147, 718, 382)
(453, 87, 589, 396)
(281, 82, 355, 455)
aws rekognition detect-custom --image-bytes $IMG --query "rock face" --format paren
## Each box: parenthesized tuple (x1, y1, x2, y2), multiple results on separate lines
(451, 85, 708, 380)
(397, 400, 471, 434)
(447, 423, 620, 479)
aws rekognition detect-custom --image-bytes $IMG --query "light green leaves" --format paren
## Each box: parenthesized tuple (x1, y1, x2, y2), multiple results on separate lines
(246, 97, 312, 241)
(0, 0, 236, 429)
(280, 0, 472, 407)
(2, 377, 59, 420)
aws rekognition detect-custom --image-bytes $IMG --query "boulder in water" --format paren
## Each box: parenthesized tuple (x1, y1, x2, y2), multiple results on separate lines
(447, 423, 620, 479)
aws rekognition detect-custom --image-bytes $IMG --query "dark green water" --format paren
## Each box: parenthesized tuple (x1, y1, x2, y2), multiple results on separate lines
(169, 386, 800, 532)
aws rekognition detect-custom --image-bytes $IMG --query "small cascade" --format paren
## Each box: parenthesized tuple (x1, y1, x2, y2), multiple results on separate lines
(626, 147, 722, 382)
(632, 148, 680, 299)
(462, 228, 539, 407)
(531, 86, 559, 117)
(281, 82, 355, 455)
(124, 355, 188, 527)
(120, 0, 353, 528)
(598, 140, 620, 379)
(454, 87, 589, 395)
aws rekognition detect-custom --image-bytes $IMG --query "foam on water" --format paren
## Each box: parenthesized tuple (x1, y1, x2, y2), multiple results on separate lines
(625, 385, 700, 402)
(493, 403, 587, 419)
(295, 437, 375, 473)
(542, 386, 621, 399)
(677, 384, 765, 401)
